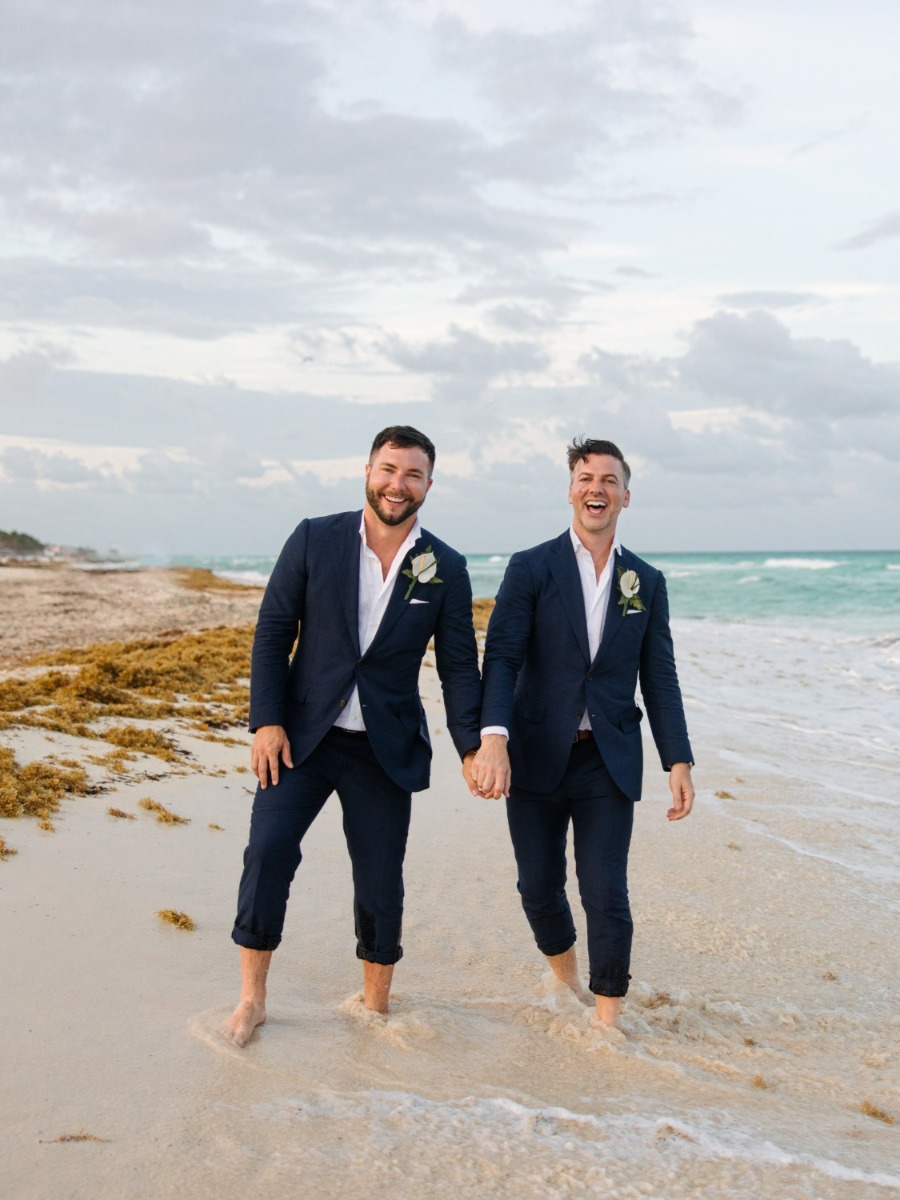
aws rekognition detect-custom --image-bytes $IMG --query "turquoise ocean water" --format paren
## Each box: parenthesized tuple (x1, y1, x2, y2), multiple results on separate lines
(167, 548, 900, 625)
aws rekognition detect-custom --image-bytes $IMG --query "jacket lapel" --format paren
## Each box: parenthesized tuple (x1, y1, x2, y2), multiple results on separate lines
(548, 532, 591, 665)
(595, 546, 630, 662)
(364, 532, 425, 652)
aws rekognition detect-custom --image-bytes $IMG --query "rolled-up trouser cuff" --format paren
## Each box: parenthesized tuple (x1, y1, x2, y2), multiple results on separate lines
(536, 933, 577, 958)
(355, 944, 404, 966)
(232, 926, 282, 952)
(589, 971, 631, 998)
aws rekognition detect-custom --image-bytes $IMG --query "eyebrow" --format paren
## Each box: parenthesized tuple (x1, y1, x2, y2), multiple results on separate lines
(380, 461, 425, 477)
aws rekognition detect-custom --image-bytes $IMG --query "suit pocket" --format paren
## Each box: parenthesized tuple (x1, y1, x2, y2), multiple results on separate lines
(617, 707, 643, 733)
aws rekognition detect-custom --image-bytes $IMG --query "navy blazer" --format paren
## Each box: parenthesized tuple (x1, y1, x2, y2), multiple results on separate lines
(481, 533, 693, 802)
(249, 511, 482, 794)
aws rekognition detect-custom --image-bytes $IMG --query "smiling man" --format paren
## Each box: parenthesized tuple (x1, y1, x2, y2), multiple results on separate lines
(225, 426, 481, 1045)
(471, 437, 694, 1029)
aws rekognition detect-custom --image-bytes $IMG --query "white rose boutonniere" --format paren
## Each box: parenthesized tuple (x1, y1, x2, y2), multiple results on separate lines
(617, 567, 645, 616)
(403, 547, 442, 600)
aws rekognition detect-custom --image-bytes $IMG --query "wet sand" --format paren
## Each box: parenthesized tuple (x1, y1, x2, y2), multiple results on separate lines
(1, 568, 897, 1199)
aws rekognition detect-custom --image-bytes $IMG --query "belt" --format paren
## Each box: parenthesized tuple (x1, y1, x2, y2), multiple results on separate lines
(574, 729, 592, 742)
(330, 726, 369, 738)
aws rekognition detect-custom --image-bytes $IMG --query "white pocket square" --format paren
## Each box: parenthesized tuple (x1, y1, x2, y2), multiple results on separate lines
(410, 598, 429, 605)
(626, 608, 642, 615)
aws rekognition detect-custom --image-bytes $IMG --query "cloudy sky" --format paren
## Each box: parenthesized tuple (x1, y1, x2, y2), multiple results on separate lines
(1, 0, 898, 556)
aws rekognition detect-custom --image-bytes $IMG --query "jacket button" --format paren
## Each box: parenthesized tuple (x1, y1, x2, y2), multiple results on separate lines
(339, 699, 346, 708)
(586, 673, 593, 680)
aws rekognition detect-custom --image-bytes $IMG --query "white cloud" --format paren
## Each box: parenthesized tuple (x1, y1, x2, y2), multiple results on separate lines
(2, 1, 900, 553)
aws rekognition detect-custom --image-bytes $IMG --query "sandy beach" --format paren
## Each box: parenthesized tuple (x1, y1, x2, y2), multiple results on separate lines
(1, 566, 898, 1199)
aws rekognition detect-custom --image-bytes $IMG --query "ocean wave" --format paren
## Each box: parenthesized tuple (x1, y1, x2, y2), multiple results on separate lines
(249, 1089, 900, 1195)
(761, 557, 840, 570)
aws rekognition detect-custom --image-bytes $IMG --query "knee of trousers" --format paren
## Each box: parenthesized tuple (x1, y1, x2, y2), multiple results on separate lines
(578, 877, 632, 919)
(242, 824, 303, 881)
(517, 878, 570, 914)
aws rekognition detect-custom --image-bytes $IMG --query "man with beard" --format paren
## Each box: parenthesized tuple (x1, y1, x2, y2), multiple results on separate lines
(225, 426, 481, 1045)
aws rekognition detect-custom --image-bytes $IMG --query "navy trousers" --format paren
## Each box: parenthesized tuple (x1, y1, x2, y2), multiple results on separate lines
(506, 737, 635, 997)
(232, 727, 412, 964)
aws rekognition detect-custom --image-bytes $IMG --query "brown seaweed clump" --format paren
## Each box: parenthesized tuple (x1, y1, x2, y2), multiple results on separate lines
(173, 567, 260, 593)
(471, 597, 495, 635)
(0, 626, 255, 832)
(0, 835, 17, 860)
(0, 746, 89, 820)
(139, 797, 190, 825)
(1, 625, 254, 744)
(157, 909, 196, 931)
(860, 1100, 894, 1124)
(41, 1131, 109, 1144)
(107, 807, 136, 820)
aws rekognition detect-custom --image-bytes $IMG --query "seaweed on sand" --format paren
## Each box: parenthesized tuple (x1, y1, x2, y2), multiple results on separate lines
(139, 797, 190, 825)
(0, 747, 89, 820)
(157, 909, 196, 931)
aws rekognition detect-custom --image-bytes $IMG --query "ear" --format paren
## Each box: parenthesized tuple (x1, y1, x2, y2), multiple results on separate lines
(622, 488, 630, 509)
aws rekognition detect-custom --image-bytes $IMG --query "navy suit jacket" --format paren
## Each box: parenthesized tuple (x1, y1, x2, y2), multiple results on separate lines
(481, 533, 693, 802)
(249, 511, 482, 794)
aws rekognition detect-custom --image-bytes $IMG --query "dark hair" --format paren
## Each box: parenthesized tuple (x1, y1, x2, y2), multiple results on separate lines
(369, 425, 436, 472)
(566, 437, 631, 487)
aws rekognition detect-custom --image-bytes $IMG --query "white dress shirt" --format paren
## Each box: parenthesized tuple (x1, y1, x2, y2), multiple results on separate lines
(334, 515, 422, 732)
(570, 528, 621, 731)
(481, 529, 621, 738)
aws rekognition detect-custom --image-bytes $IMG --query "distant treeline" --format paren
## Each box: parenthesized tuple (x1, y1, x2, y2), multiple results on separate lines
(0, 529, 45, 554)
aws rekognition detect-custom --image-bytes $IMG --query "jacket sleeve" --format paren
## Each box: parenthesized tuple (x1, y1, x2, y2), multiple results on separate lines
(638, 572, 694, 770)
(433, 552, 483, 759)
(480, 552, 535, 729)
(248, 521, 309, 731)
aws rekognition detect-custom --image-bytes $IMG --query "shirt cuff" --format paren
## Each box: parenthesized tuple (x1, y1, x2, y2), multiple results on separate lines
(480, 727, 509, 739)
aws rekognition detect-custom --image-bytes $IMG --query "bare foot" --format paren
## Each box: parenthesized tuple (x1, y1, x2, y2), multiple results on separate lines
(546, 947, 592, 1005)
(362, 962, 394, 1014)
(594, 994, 622, 1029)
(223, 999, 266, 1047)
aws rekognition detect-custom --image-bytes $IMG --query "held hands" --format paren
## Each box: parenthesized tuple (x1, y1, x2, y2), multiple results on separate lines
(251, 724, 294, 788)
(468, 734, 511, 799)
(667, 762, 694, 821)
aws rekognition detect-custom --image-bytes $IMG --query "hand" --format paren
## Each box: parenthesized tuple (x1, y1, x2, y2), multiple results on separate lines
(251, 724, 294, 789)
(461, 750, 478, 795)
(667, 762, 694, 821)
(470, 734, 511, 799)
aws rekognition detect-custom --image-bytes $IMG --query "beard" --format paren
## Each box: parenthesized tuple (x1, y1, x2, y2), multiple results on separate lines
(365, 482, 425, 527)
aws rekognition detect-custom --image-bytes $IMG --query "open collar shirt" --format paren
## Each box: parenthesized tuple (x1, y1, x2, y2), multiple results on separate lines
(334, 514, 422, 732)
(570, 528, 621, 732)
(481, 529, 621, 739)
